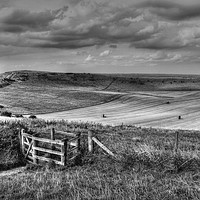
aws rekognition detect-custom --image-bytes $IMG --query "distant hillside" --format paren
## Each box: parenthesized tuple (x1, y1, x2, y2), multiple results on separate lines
(1, 70, 200, 92)
(1, 70, 200, 115)
(0, 71, 118, 115)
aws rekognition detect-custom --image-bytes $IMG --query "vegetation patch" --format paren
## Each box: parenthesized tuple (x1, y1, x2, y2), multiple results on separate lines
(0, 111, 12, 117)
(0, 120, 200, 199)
(29, 115, 37, 119)
(15, 114, 24, 118)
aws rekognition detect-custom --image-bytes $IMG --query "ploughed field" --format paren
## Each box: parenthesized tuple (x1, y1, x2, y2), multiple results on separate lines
(1, 70, 200, 130)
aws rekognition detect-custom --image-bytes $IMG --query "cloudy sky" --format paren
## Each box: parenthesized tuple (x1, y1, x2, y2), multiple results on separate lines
(0, 0, 200, 74)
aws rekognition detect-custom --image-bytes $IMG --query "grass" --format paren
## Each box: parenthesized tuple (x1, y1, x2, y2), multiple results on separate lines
(0, 71, 124, 114)
(0, 119, 200, 199)
(0, 81, 117, 115)
(1, 70, 200, 199)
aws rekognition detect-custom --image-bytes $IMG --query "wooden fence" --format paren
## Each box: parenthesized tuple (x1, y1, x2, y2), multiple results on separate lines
(87, 130, 116, 158)
(19, 129, 81, 166)
(19, 128, 117, 166)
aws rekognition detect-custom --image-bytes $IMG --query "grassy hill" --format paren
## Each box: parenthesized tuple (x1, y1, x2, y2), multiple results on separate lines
(1, 71, 200, 199)
(0, 71, 118, 114)
(0, 119, 200, 199)
(1, 70, 200, 115)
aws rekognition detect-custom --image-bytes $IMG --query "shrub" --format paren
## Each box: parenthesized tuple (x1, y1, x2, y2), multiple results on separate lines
(0, 111, 12, 117)
(15, 114, 24, 118)
(29, 115, 37, 119)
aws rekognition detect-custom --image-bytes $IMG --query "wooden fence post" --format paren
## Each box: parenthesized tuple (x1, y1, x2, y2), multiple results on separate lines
(88, 130, 93, 153)
(21, 129, 25, 155)
(50, 128, 56, 159)
(51, 128, 55, 150)
(61, 139, 68, 166)
(32, 138, 38, 164)
(18, 129, 22, 153)
(77, 133, 81, 152)
(51, 128, 55, 140)
(175, 132, 179, 153)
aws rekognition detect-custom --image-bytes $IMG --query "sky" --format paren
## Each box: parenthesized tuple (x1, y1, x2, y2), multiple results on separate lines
(0, 0, 200, 74)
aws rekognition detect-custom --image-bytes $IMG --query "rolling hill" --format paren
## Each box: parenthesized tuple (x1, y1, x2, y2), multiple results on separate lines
(1, 70, 200, 130)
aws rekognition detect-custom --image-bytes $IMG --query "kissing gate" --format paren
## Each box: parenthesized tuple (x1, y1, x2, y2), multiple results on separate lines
(19, 128, 81, 166)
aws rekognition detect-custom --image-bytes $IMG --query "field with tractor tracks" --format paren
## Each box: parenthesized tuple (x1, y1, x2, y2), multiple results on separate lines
(38, 90, 200, 130)
(1, 70, 200, 130)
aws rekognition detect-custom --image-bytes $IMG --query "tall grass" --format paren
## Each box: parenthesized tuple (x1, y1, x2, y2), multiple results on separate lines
(0, 120, 200, 199)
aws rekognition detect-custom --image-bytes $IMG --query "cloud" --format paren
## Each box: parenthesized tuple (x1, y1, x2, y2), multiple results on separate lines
(149, 51, 182, 62)
(0, 1, 9, 9)
(0, 6, 68, 33)
(99, 50, 111, 57)
(138, 0, 200, 20)
(132, 51, 184, 63)
(67, 0, 82, 7)
(0, 0, 200, 51)
(179, 27, 200, 46)
(113, 55, 127, 60)
(131, 24, 200, 50)
(84, 54, 95, 62)
(76, 50, 88, 55)
(123, 15, 144, 23)
(0, 2, 156, 49)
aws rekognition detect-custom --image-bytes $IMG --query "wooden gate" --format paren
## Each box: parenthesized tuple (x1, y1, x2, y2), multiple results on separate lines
(19, 129, 81, 166)
(21, 130, 34, 160)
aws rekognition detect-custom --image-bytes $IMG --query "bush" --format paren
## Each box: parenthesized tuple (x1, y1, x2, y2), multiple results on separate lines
(29, 115, 37, 119)
(0, 111, 12, 117)
(15, 114, 24, 118)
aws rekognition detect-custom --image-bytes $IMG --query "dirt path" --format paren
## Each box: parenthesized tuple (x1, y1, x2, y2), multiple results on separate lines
(0, 167, 25, 177)
(38, 91, 200, 130)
